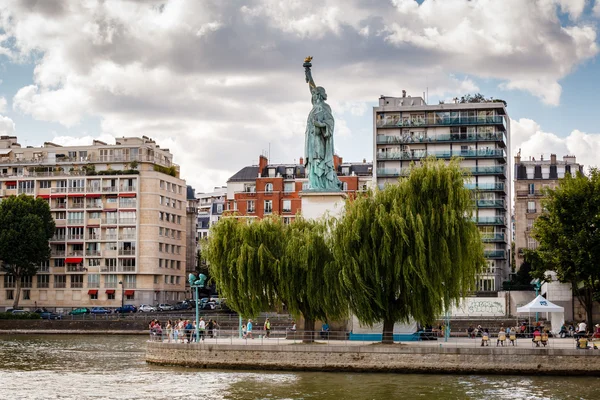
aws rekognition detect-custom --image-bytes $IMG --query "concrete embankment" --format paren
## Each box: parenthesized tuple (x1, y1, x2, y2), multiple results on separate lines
(0, 319, 148, 334)
(146, 341, 600, 376)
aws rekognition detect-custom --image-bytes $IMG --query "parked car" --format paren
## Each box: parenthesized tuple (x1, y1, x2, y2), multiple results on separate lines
(90, 307, 111, 314)
(174, 301, 191, 311)
(157, 303, 174, 311)
(69, 307, 90, 315)
(138, 304, 157, 312)
(11, 309, 29, 315)
(33, 308, 62, 320)
(201, 301, 216, 310)
(115, 304, 137, 313)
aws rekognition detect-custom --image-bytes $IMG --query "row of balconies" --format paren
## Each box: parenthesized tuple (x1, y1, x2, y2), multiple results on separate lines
(54, 218, 137, 226)
(376, 131, 507, 146)
(43, 282, 137, 288)
(483, 250, 507, 259)
(0, 153, 177, 169)
(377, 165, 506, 178)
(49, 185, 136, 194)
(50, 201, 137, 209)
(472, 216, 507, 225)
(481, 233, 507, 243)
(51, 234, 137, 241)
(376, 149, 507, 161)
(376, 115, 507, 129)
(50, 249, 136, 257)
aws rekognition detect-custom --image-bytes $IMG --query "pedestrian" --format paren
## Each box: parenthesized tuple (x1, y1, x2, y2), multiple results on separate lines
(207, 319, 214, 338)
(199, 317, 206, 341)
(185, 320, 193, 343)
(242, 323, 247, 339)
(264, 318, 271, 338)
(247, 319, 254, 339)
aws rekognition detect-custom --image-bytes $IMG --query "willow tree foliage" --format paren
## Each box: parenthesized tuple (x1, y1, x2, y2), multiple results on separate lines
(332, 157, 484, 343)
(206, 216, 345, 341)
(0, 194, 55, 308)
(529, 169, 600, 326)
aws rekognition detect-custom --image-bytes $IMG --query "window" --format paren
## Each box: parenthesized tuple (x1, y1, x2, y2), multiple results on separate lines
(71, 275, 83, 288)
(154, 275, 159, 284)
(21, 276, 32, 288)
(37, 275, 50, 289)
(264, 200, 273, 214)
(107, 292, 115, 300)
(159, 259, 163, 268)
(528, 183, 535, 194)
(88, 274, 100, 288)
(6, 290, 13, 300)
(159, 243, 163, 252)
(265, 183, 273, 192)
(284, 182, 295, 193)
(302, 182, 310, 191)
(282, 200, 292, 213)
(526, 219, 534, 231)
(247, 200, 255, 213)
(22, 289, 30, 300)
(177, 261, 181, 269)
(4, 275, 15, 288)
(342, 182, 348, 191)
(177, 216, 181, 224)
(527, 201, 536, 213)
(40, 180, 51, 189)
(54, 275, 66, 288)
(527, 236, 538, 250)
(164, 275, 169, 284)
(216, 204, 223, 213)
(268, 168, 276, 177)
(283, 217, 292, 225)
(90, 291, 98, 300)
(160, 180, 165, 189)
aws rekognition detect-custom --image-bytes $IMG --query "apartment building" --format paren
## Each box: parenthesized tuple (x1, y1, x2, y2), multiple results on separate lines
(225, 154, 372, 220)
(373, 94, 510, 292)
(514, 153, 584, 270)
(196, 187, 226, 240)
(0, 135, 187, 310)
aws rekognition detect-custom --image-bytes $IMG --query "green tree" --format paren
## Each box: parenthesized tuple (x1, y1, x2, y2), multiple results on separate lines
(529, 169, 600, 326)
(0, 195, 55, 308)
(332, 158, 485, 343)
(206, 215, 345, 342)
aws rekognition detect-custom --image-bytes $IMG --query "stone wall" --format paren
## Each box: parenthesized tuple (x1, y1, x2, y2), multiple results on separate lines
(0, 319, 147, 331)
(146, 342, 600, 376)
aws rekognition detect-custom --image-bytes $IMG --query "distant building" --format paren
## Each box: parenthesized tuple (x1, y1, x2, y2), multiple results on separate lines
(514, 153, 584, 270)
(196, 187, 226, 239)
(373, 93, 510, 292)
(185, 186, 199, 275)
(225, 154, 372, 221)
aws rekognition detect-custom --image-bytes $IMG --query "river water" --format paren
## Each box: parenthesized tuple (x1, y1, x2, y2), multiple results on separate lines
(0, 334, 599, 399)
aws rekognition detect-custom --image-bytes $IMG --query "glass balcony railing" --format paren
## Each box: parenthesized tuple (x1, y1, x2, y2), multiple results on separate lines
(472, 216, 506, 225)
(481, 233, 506, 242)
(376, 132, 507, 145)
(376, 115, 507, 128)
(466, 166, 505, 175)
(376, 168, 411, 177)
(476, 199, 505, 208)
(376, 149, 506, 160)
(484, 250, 507, 259)
(464, 183, 505, 191)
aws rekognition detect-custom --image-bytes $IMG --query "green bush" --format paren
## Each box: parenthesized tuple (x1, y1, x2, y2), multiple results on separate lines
(153, 164, 177, 177)
(0, 312, 42, 320)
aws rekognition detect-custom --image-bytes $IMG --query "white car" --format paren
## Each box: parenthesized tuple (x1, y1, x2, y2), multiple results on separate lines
(157, 303, 174, 311)
(138, 304, 157, 312)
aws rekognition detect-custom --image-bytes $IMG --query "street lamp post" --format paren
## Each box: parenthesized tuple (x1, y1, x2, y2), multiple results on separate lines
(118, 280, 124, 309)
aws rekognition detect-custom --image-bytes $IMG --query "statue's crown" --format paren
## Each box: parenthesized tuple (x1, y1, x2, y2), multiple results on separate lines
(304, 56, 313, 63)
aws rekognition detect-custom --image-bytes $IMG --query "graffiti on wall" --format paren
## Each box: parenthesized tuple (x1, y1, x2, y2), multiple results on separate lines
(451, 298, 506, 317)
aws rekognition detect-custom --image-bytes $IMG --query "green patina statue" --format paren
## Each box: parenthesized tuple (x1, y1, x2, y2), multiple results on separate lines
(303, 56, 342, 192)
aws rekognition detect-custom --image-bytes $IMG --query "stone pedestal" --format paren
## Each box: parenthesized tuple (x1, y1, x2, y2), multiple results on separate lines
(300, 191, 346, 220)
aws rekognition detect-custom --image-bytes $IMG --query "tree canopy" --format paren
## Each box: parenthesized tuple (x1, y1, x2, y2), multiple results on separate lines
(332, 157, 485, 343)
(529, 169, 600, 326)
(205, 215, 345, 341)
(0, 194, 55, 308)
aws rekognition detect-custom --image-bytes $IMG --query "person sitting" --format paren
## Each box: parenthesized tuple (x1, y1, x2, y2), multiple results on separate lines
(496, 328, 506, 347)
(481, 329, 490, 347)
(576, 320, 587, 338)
(559, 324, 568, 338)
(509, 327, 517, 346)
(320, 322, 330, 340)
(290, 321, 297, 332)
(541, 330, 549, 347)
(467, 325, 474, 338)
(593, 324, 600, 339)
(532, 328, 542, 347)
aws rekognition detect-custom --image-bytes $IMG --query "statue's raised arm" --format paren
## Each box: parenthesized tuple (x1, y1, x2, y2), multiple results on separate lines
(304, 56, 316, 93)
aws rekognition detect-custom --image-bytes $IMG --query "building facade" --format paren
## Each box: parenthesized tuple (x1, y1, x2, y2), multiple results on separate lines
(225, 155, 372, 220)
(373, 94, 511, 292)
(0, 135, 187, 310)
(514, 153, 584, 271)
(196, 187, 226, 240)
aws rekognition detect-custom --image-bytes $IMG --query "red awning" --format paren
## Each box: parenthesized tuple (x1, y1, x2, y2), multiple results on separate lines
(4, 181, 16, 186)
(52, 194, 66, 198)
(65, 257, 83, 263)
(105, 290, 115, 294)
(88, 290, 98, 295)
(68, 194, 85, 197)
(37, 195, 50, 199)
(124, 290, 134, 296)
(103, 208, 117, 212)
(86, 194, 101, 198)
(118, 193, 136, 197)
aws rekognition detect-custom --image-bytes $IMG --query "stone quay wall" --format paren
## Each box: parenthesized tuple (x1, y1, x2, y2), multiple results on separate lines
(146, 342, 600, 376)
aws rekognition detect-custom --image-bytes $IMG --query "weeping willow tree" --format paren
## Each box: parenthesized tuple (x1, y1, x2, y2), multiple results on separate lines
(206, 215, 346, 342)
(332, 157, 485, 343)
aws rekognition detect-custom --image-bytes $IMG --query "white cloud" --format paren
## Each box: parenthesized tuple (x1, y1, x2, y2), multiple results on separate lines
(0, 97, 7, 113)
(594, 0, 600, 17)
(0, 0, 598, 191)
(511, 118, 600, 171)
(0, 115, 15, 135)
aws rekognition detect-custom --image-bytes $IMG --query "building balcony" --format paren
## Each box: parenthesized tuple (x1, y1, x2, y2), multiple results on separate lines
(120, 186, 136, 192)
(376, 149, 506, 161)
(476, 199, 505, 208)
(516, 190, 543, 197)
(51, 235, 66, 241)
(67, 219, 85, 225)
(119, 218, 137, 225)
(472, 216, 506, 225)
(119, 201, 137, 208)
(86, 234, 100, 240)
(54, 283, 66, 289)
(467, 166, 506, 177)
(102, 218, 119, 225)
(51, 203, 67, 209)
(376, 115, 507, 129)
(70, 282, 84, 287)
(67, 250, 84, 257)
(86, 203, 102, 209)
(67, 234, 84, 241)
(376, 168, 411, 177)
(119, 234, 136, 240)
(120, 266, 136, 272)
(50, 251, 66, 257)
(481, 233, 506, 243)
(376, 131, 507, 147)
(118, 249, 136, 256)
(86, 250, 101, 257)
(526, 208, 537, 214)
(67, 267, 87, 274)
(102, 186, 118, 193)
(104, 234, 118, 240)
(100, 266, 118, 273)
(464, 183, 505, 192)
(484, 250, 507, 259)
(87, 282, 100, 288)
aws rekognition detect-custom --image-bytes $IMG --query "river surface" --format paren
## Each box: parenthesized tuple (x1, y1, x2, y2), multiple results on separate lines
(0, 335, 599, 399)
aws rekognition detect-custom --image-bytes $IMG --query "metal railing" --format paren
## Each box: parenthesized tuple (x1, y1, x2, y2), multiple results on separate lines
(376, 131, 507, 145)
(376, 149, 506, 160)
(464, 183, 505, 191)
(472, 216, 506, 225)
(476, 199, 505, 208)
(376, 115, 507, 128)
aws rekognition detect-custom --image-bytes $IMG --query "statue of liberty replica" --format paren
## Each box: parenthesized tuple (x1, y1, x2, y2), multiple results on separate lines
(303, 57, 342, 192)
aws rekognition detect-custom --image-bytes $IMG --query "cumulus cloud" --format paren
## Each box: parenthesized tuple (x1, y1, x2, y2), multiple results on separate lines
(0, 97, 7, 113)
(0, 0, 598, 190)
(511, 118, 600, 171)
(0, 115, 15, 135)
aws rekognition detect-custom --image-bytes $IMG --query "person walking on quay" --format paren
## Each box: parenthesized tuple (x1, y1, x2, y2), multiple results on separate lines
(185, 320, 193, 343)
(264, 318, 271, 338)
(166, 320, 173, 343)
(198, 317, 206, 341)
(242, 323, 248, 339)
(247, 319, 254, 339)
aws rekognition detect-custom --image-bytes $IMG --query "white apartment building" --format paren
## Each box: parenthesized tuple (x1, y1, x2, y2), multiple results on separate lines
(373, 94, 511, 291)
(196, 187, 226, 239)
(0, 135, 187, 310)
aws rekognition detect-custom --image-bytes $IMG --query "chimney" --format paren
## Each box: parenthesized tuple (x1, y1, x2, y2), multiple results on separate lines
(259, 155, 268, 174)
(540, 154, 544, 161)
(363, 158, 366, 163)
(402, 90, 406, 98)
(333, 155, 342, 170)
(514, 154, 521, 164)
(299, 156, 304, 166)
(550, 154, 556, 164)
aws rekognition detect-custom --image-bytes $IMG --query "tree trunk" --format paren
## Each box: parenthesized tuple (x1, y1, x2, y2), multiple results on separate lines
(382, 318, 395, 344)
(303, 317, 315, 343)
(13, 277, 21, 309)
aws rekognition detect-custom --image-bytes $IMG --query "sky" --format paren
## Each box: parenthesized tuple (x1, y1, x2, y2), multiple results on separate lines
(0, 0, 600, 193)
